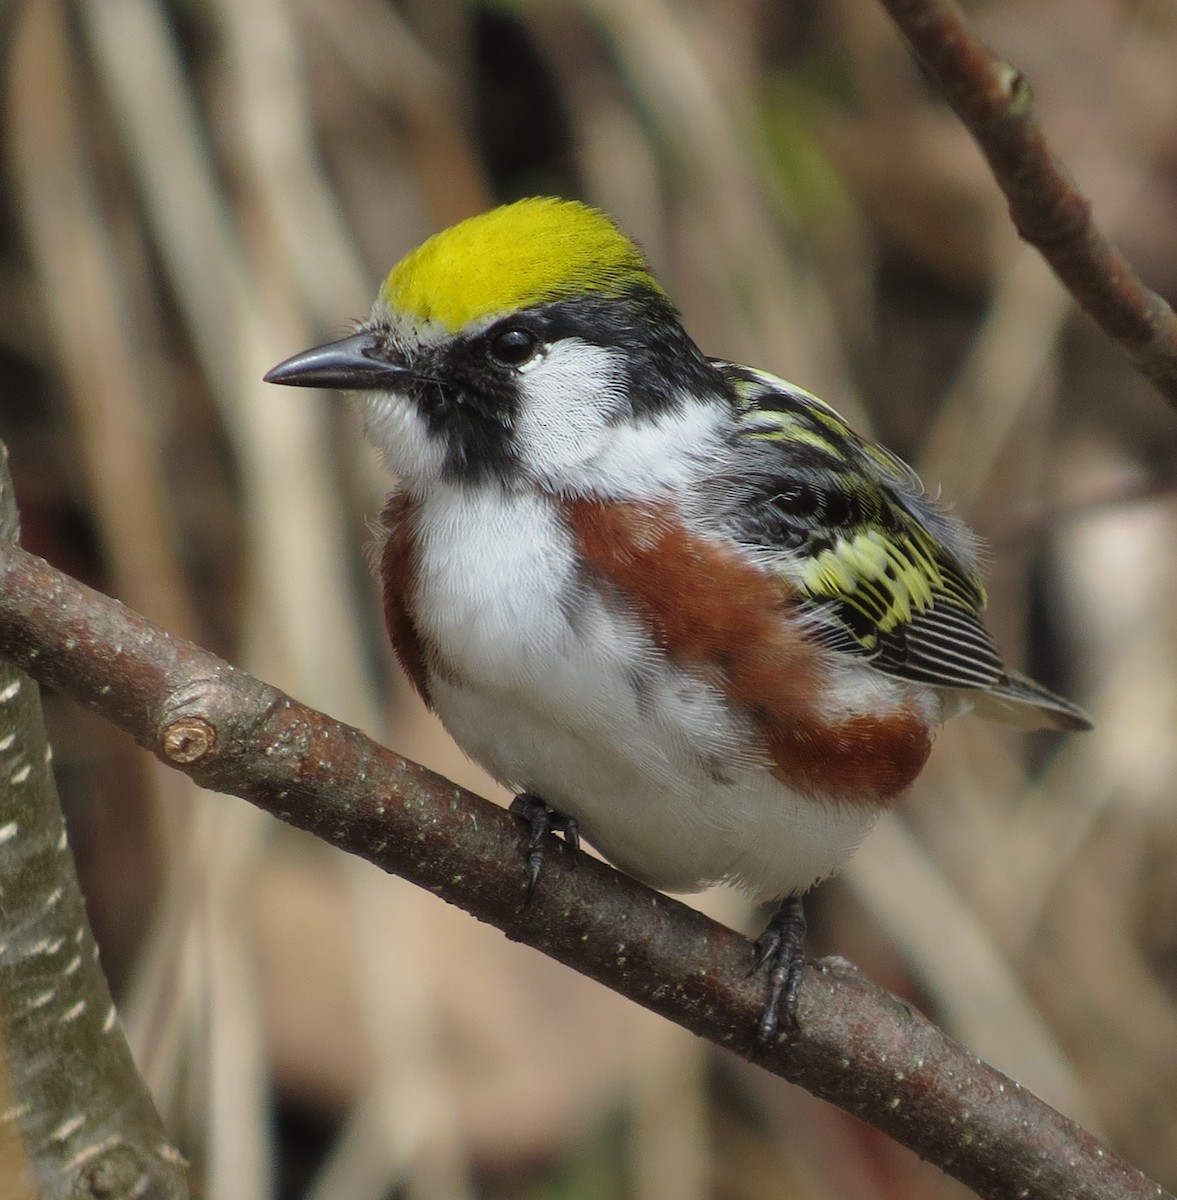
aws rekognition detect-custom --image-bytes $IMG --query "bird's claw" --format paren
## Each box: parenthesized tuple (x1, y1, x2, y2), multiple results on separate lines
(509, 792, 579, 904)
(750, 894, 807, 1044)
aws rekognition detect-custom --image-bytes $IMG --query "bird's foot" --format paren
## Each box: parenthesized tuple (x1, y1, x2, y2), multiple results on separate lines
(508, 792, 580, 904)
(750, 894, 807, 1044)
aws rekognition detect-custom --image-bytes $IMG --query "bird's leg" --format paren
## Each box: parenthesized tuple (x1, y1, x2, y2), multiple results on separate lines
(508, 792, 580, 903)
(750, 894, 807, 1042)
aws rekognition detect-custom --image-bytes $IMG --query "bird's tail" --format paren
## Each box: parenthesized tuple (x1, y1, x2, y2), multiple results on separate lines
(973, 670, 1093, 732)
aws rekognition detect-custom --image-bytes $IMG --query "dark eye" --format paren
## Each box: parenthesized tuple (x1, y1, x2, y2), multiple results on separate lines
(489, 325, 540, 366)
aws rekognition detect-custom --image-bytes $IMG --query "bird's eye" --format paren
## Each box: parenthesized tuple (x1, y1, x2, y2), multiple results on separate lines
(489, 325, 541, 366)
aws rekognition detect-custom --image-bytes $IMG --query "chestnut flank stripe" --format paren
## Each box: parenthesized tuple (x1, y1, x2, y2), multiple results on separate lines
(566, 497, 930, 805)
(380, 491, 433, 707)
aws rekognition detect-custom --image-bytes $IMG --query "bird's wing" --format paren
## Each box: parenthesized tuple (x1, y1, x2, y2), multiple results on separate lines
(715, 364, 1007, 692)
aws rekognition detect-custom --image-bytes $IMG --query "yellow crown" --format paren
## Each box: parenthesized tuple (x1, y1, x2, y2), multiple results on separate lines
(379, 197, 665, 332)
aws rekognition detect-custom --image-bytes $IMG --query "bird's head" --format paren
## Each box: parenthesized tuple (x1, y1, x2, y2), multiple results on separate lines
(265, 197, 725, 491)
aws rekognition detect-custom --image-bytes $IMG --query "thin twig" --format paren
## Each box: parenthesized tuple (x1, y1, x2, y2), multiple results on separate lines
(0, 537, 1167, 1200)
(878, 0, 1177, 406)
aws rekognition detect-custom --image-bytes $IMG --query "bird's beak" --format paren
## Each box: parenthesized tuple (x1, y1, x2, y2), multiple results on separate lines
(263, 330, 413, 391)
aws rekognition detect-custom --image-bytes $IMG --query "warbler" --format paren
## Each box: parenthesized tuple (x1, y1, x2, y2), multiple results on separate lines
(265, 197, 1091, 1039)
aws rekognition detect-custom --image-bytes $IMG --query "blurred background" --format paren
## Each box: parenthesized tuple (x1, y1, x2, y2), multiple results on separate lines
(3, 0, 1177, 1196)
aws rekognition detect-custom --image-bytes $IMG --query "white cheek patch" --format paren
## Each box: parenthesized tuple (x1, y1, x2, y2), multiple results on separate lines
(586, 399, 730, 496)
(513, 340, 628, 478)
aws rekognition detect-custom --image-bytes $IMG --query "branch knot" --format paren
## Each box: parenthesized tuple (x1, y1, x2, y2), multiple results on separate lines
(161, 717, 217, 764)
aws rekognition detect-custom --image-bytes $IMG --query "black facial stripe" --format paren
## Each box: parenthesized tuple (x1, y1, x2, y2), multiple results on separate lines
(408, 342, 523, 485)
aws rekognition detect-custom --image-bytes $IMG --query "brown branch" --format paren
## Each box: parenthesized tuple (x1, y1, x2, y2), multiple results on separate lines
(0, 543, 1168, 1199)
(878, 0, 1177, 406)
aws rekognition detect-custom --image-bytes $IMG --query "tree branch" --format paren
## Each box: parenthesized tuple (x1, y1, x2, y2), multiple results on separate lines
(878, 0, 1177, 406)
(0, 535, 1168, 1200)
(0, 454, 187, 1200)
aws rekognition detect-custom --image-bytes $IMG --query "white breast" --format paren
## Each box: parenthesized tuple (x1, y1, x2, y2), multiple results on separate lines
(408, 482, 879, 900)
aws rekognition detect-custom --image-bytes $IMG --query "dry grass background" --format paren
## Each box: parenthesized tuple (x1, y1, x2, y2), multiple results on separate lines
(2, 0, 1177, 1196)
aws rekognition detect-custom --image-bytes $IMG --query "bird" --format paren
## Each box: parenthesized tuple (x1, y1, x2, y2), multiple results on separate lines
(265, 196, 1091, 1041)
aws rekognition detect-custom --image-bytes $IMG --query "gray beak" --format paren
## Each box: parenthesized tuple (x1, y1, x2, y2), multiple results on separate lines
(264, 331, 413, 390)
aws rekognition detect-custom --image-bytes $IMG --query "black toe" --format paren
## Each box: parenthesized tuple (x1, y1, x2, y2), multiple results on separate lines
(508, 793, 579, 903)
(751, 894, 807, 1043)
